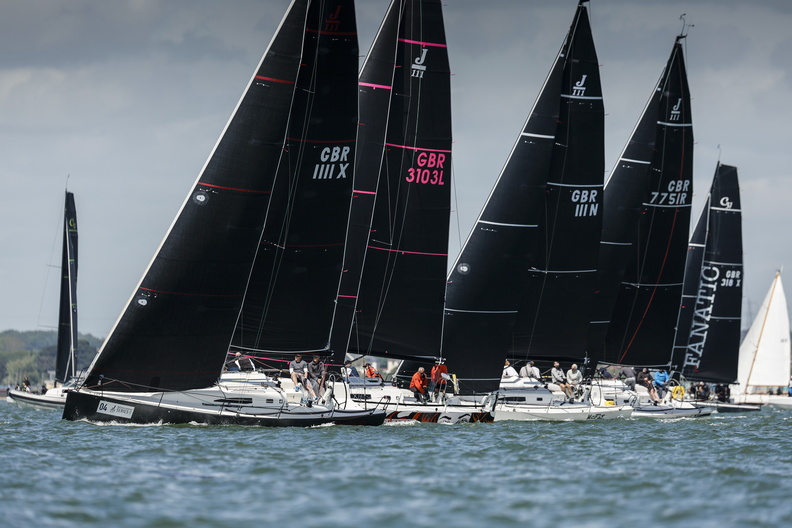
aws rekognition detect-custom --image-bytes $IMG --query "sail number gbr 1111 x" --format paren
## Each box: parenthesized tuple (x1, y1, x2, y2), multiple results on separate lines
(406, 152, 446, 185)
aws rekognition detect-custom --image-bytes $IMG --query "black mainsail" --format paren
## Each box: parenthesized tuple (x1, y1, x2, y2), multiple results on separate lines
(593, 36, 693, 367)
(672, 163, 742, 382)
(333, 0, 452, 362)
(441, 1, 603, 393)
(55, 191, 78, 384)
(83, 0, 359, 392)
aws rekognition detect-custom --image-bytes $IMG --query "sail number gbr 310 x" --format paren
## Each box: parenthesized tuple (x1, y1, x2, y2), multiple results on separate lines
(406, 152, 446, 185)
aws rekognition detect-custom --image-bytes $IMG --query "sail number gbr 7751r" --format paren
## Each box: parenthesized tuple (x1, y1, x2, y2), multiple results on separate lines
(649, 179, 690, 205)
(406, 151, 446, 185)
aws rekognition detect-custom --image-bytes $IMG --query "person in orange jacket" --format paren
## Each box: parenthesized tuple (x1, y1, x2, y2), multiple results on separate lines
(409, 367, 428, 403)
(429, 360, 449, 401)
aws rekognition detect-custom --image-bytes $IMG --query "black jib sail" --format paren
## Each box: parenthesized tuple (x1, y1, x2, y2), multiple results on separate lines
(333, 0, 452, 363)
(441, 1, 603, 393)
(593, 36, 694, 367)
(672, 163, 742, 382)
(55, 191, 78, 384)
(83, 0, 359, 392)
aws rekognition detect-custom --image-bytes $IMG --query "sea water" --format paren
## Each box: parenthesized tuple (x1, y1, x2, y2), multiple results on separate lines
(2, 400, 791, 527)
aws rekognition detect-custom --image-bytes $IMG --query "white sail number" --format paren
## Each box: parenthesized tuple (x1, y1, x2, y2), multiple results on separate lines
(721, 269, 741, 288)
(312, 146, 351, 179)
(649, 179, 690, 205)
(406, 152, 446, 185)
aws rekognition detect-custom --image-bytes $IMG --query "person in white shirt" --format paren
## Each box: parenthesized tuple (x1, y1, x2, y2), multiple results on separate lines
(502, 360, 518, 379)
(566, 364, 583, 401)
(519, 361, 541, 381)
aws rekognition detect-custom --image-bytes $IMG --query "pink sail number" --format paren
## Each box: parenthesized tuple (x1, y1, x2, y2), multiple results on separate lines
(406, 151, 446, 185)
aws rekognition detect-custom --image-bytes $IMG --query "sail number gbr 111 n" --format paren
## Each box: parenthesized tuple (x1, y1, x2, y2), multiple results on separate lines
(406, 152, 446, 185)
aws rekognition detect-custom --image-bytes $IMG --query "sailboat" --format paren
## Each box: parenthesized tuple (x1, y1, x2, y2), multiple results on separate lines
(9, 191, 81, 410)
(584, 33, 711, 418)
(670, 163, 758, 412)
(438, 0, 630, 421)
(732, 271, 791, 408)
(62, 0, 385, 427)
(316, 0, 494, 424)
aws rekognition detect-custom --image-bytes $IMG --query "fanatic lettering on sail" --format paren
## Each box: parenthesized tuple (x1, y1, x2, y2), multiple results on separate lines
(571, 188, 599, 217)
(312, 146, 351, 179)
(684, 265, 719, 368)
(411, 49, 428, 78)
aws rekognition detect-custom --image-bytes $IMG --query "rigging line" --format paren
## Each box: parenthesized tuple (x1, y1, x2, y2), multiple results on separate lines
(36, 193, 68, 330)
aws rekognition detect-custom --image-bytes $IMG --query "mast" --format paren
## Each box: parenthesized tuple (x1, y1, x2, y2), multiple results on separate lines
(84, 0, 358, 392)
(442, 1, 602, 393)
(672, 163, 742, 382)
(55, 190, 78, 384)
(595, 36, 694, 367)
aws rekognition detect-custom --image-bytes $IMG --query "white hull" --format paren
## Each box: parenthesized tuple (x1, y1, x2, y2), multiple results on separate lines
(7, 387, 69, 411)
(631, 402, 713, 418)
(494, 402, 632, 421)
(590, 379, 712, 418)
(495, 377, 632, 421)
(221, 370, 494, 424)
(765, 396, 792, 409)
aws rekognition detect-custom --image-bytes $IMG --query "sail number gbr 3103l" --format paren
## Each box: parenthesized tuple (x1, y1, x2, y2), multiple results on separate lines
(406, 151, 446, 185)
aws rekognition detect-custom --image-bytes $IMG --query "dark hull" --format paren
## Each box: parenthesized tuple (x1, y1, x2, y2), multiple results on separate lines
(62, 391, 385, 427)
(697, 401, 762, 413)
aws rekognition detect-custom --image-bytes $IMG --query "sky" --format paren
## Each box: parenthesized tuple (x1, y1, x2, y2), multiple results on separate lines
(1, 0, 790, 339)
